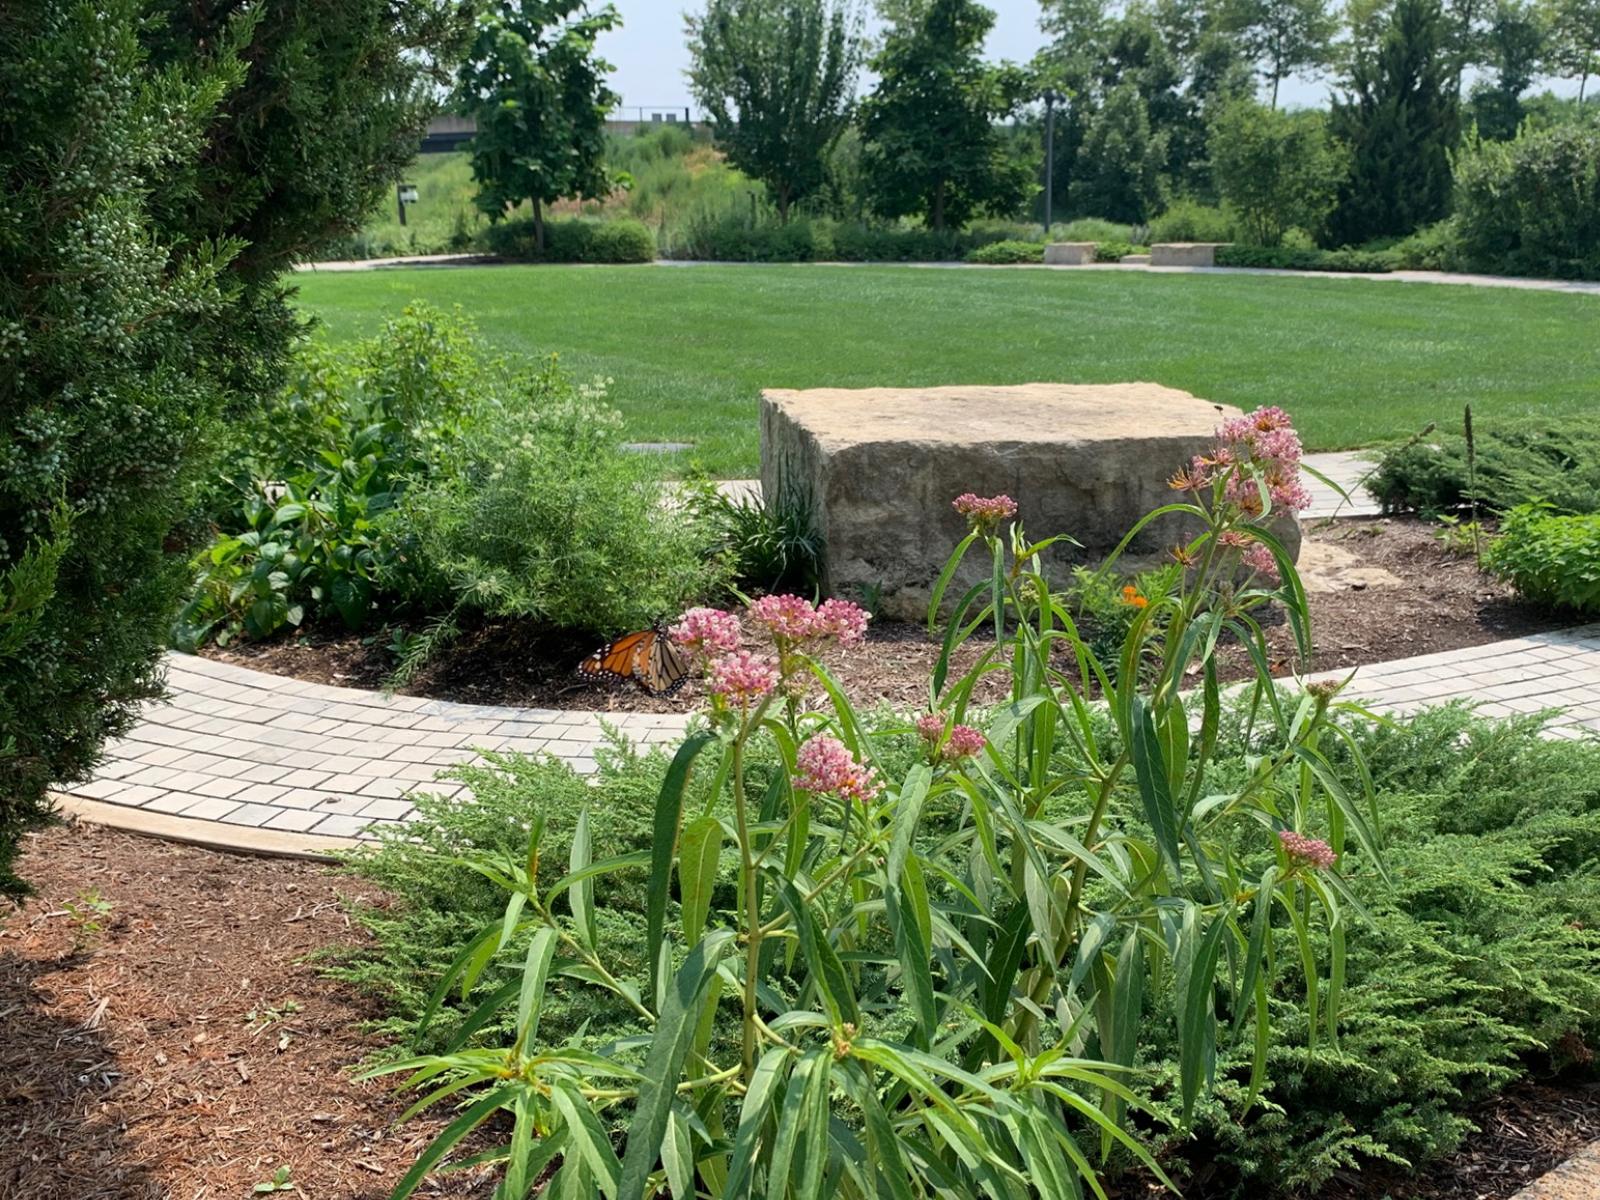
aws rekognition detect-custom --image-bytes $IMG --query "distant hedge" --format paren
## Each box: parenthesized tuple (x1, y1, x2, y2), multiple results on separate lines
(965, 239, 1044, 264)
(665, 215, 1030, 263)
(480, 218, 656, 263)
(1215, 244, 1397, 272)
(1453, 121, 1600, 281)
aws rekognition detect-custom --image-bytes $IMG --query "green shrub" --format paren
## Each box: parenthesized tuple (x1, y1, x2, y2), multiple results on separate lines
(1148, 200, 1238, 243)
(1049, 216, 1136, 242)
(481, 216, 656, 263)
(1483, 504, 1600, 613)
(1453, 121, 1600, 280)
(1094, 239, 1149, 261)
(1384, 218, 1466, 270)
(964, 238, 1044, 264)
(1368, 417, 1600, 516)
(668, 214, 1025, 262)
(391, 367, 726, 666)
(176, 306, 488, 648)
(1215, 244, 1398, 272)
(1208, 101, 1344, 247)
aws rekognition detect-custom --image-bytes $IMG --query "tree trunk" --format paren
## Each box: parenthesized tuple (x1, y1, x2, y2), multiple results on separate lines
(931, 178, 946, 233)
(777, 184, 791, 225)
(533, 196, 545, 253)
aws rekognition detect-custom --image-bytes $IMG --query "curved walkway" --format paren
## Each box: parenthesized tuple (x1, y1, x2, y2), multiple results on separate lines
(56, 625, 1600, 856)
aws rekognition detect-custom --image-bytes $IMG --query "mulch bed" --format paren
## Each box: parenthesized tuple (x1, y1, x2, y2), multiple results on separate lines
(0, 823, 493, 1200)
(203, 516, 1577, 714)
(3, 820, 1596, 1200)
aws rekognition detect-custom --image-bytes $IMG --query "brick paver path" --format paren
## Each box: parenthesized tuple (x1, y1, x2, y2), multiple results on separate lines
(65, 653, 689, 841)
(59, 623, 1599, 845)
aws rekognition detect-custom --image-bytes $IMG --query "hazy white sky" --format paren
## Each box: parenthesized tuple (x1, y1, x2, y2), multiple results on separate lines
(596, 0, 1332, 115)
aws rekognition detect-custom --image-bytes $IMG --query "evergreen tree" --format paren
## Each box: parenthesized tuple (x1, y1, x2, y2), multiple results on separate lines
(1328, 0, 1460, 243)
(686, 0, 864, 222)
(456, 0, 621, 252)
(859, 0, 1034, 230)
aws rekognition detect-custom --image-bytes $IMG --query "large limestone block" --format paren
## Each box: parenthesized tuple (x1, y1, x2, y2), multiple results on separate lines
(1149, 242, 1231, 267)
(760, 383, 1300, 620)
(1044, 242, 1096, 265)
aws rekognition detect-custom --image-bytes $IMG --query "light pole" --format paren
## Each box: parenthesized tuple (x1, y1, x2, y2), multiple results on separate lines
(1041, 88, 1062, 234)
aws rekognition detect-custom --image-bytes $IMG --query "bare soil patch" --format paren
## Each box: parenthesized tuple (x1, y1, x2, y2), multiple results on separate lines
(203, 517, 1575, 714)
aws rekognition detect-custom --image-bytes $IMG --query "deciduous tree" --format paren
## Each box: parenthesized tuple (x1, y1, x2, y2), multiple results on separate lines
(859, 0, 1035, 230)
(456, 0, 621, 253)
(1209, 99, 1345, 243)
(1220, 0, 1339, 107)
(686, 0, 865, 222)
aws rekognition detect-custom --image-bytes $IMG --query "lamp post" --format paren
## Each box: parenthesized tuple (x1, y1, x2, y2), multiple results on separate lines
(1041, 88, 1062, 234)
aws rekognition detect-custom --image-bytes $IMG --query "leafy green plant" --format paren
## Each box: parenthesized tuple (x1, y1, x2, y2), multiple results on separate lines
(688, 479, 823, 595)
(1062, 561, 1186, 665)
(252, 1165, 297, 1195)
(1148, 201, 1238, 244)
(1483, 504, 1600, 614)
(480, 217, 657, 263)
(1214, 244, 1398, 272)
(367, 409, 1380, 1198)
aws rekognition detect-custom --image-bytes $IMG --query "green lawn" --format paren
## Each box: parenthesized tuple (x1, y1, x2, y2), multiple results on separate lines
(294, 264, 1600, 477)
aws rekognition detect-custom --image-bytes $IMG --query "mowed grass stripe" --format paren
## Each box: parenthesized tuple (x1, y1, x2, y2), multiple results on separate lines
(294, 263, 1600, 476)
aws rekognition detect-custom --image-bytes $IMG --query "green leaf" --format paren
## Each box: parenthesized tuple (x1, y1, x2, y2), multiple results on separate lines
(1130, 695, 1182, 879)
(1174, 902, 1229, 1125)
(648, 732, 718, 1000)
(723, 1050, 793, 1199)
(775, 878, 860, 1029)
(388, 1083, 521, 1200)
(619, 930, 737, 1200)
(678, 814, 724, 946)
(514, 927, 557, 1052)
(551, 1079, 623, 1200)
(569, 806, 597, 951)
(766, 1050, 831, 1200)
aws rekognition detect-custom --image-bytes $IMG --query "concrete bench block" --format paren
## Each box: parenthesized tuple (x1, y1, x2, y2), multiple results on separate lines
(1149, 242, 1232, 267)
(1044, 242, 1097, 265)
(760, 383, 1298, 620)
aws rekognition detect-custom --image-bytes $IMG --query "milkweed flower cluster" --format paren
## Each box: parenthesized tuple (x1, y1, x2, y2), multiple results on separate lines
(1278, 829, 1337, 870)
(670, 607, 742, 659)
(1219, 531, 1281, 583)
(749, 594, 870, 648)
(1169, 406, 1311, 515)
(953, 492, 1018, 534)
(795, 734, 880, 803)
(914, 714, 986, 764)
(670, 595, 870, 710)
(709, 651, 779, 704)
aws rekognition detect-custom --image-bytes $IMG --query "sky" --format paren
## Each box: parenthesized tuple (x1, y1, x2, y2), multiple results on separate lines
(595, 0, 1331, 117)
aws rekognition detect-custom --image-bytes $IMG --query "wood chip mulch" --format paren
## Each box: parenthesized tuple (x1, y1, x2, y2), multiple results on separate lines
(0, 822, 491, 1200)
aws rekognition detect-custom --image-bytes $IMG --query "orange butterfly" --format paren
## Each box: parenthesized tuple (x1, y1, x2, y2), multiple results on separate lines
(577, 627, 691, 696)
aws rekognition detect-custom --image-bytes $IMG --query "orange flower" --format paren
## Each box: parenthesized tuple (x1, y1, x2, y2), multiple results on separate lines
(1121, 585, 1149, 609)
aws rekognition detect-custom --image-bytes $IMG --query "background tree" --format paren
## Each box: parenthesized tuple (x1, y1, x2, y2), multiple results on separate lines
(859, 0, 1034, 230)
(1220, 0, 1339, 107)
(1208, 99, 1345, 242)
(686, 0, 865, 222)
(1541, 0, 1600, 100)
(1328, 0, 1460, 243)
(1068, 80, 1170, 220)
(1467, 0, 1548, 136)
(457, 1, 621, 253)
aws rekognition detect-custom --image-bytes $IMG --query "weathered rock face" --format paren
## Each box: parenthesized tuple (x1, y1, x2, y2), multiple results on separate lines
(760, 383, 1300, 620)
(1044, 242, 1096, 265)
(1149, 242, 1231, 267)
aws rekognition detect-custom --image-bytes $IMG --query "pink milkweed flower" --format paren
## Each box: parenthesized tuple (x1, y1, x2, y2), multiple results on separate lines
(1242, 543, 1280, 583)
(670, 607, 742, 659)
(914, 713, 945, 745)
(1214, 407, 1311, 515)
(795, 734, 880, 803)
(1279, 829, 1337, 870)
(815, 597, 870, 646)
(749, 593, 818, 642)
(944, 724, 986, 761)
(953, 493, 1018, 532)
(709, 650, 778, 705)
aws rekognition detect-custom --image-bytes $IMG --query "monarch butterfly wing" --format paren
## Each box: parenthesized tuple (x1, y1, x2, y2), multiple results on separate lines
(578, 630, 653, 683)
(646, 633, 692, 696)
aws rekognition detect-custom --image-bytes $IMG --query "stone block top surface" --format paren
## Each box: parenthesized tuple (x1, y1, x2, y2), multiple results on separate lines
(762, 382, 1236, 450)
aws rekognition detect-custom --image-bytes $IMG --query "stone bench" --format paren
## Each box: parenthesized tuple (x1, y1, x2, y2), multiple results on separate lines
(760, 383, 1298, 620)
(1149, 242, 1231, 267)
(1043, 242, 1096, 266)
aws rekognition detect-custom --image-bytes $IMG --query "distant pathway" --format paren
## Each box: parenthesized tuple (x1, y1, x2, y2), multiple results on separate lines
(297, 253, 1600, 297)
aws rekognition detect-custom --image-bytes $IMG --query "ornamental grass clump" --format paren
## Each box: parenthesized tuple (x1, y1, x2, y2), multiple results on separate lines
(371, 409, 1382, 1200)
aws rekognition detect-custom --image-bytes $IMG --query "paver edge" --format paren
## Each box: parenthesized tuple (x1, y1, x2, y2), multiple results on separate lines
(1510, 1137, 1600, 1199)
(52, 791, 362, 861)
